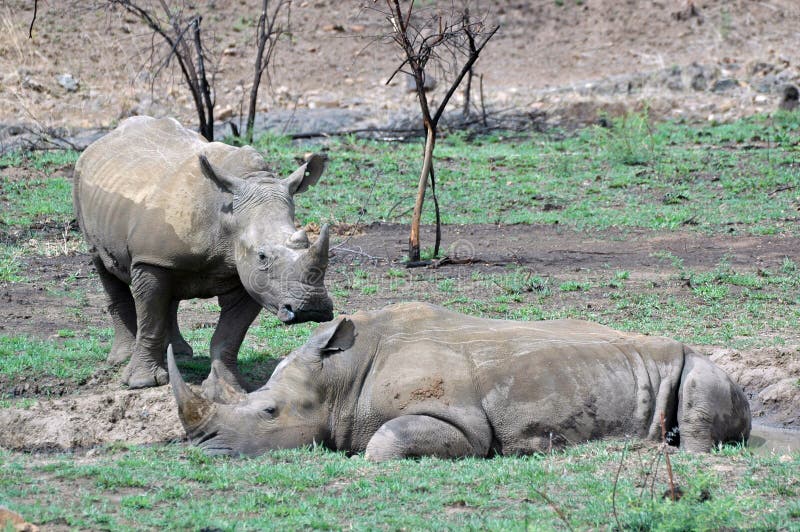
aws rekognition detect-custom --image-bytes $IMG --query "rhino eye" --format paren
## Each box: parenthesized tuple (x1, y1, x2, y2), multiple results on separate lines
(257, 250, 267, 261)
(263, 405, 276, 415)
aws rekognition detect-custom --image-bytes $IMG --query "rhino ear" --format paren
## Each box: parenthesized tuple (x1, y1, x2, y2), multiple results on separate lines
(285, 154, 327, 195)
(199, 155, 245, 194)
(316, 318, 356, 355)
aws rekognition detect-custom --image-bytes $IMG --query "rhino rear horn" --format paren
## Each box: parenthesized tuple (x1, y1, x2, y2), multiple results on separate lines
(167, 345, 217, 436)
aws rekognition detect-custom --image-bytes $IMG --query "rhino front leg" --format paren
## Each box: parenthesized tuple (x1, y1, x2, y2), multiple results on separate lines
(202, 288, 262, 399)
(123, 264, 173, 388)
(365, 415, 483, 461)
(92, 256, 137, 365)
(167, 300, 194, 359)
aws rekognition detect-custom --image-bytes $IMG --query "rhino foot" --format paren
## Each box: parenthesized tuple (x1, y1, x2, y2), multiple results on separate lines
(107, 343, 134, 365)
(122, 361, 169, 389)
(201, 360, 247, 403)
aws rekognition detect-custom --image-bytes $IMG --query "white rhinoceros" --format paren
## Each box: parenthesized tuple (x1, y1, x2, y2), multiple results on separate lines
(168, 302, 751, 460)
(74, 116, 333, 390)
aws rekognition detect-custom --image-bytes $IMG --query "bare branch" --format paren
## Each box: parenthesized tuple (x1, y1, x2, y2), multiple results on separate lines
(107, 0, 215, 139)
(378, 1, 499, 261)
(432, 24, 498, 126)
(246, 0, 291, 142)
(28, 0, 38, 38)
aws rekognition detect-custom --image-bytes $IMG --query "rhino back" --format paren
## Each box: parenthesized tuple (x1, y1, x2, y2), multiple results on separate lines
(345, 303, 685, 454)
(75, 116, 267, 273)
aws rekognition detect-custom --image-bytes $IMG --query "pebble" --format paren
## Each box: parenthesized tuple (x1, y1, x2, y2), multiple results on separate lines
(57, 73, 79, 92)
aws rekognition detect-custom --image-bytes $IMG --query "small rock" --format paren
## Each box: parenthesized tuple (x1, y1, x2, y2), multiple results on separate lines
(749, 61, 774, 76)
(57, 73, 79, 93)
(779, 84, 799, 111)
(217, 106, 234, 121)
(322, 24, 345, 32)
(686, 63, 709, 91)
(22, 76, 46, 93)
(711, 78, 739, 93)
(350, 24, 366, 32)
(405, 72, 436, 93)
(775, 68, 795, 83)
(222, 47, 237, 56)
(754, 74, 777, 94)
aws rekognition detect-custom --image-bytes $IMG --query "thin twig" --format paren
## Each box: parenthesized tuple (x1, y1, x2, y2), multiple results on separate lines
(429, 165, 441, 257)
(331, 246, 386, 263)
(612, 440, 629, 531)
(529, 487, 574, 532)
(331, 170, 381, 251)
(28, 0, 38, 38)
(431, 25, 499, 126)
(650, 451, 662, 500)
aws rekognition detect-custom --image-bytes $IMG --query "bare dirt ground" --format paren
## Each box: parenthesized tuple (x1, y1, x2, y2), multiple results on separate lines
(1, 0, 799, 134)
(0, 1, 799, 451)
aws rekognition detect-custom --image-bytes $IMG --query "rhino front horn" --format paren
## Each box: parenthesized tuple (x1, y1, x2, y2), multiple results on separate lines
(167, 345, 217, 436)
(304, 224, 330, 272)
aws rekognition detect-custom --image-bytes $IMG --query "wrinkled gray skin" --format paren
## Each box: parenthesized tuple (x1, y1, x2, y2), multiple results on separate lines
(74, 116, 334, 390)
(169, 302, 751, 461)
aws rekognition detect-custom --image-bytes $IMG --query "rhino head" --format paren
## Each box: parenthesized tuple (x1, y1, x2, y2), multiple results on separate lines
(168, 318, 356, 455)
(199, 154, 333, 324)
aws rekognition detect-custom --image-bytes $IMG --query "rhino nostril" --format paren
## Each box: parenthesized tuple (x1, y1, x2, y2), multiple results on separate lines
(278, 305, 295, 323)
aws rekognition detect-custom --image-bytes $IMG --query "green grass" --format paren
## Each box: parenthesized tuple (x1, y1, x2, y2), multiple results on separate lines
(1, 442, 797, 530)
(0, 244, 26, 282)
(2, 115, 799, 529)
(438, 257, 800, 348)
(244, 111, 800, 235)
(0, 334, 109, 384)
(0, 151, 78, 229)
(2, 112, 797, 248)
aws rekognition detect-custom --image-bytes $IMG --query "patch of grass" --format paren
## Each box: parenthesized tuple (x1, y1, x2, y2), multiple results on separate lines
(0, 333, 109, 384)
(0, 397, 36, 409)
(1, 441, 797, 530)
(609, 269, 630, 288)
(247, 113, 800, 236)
(0, 154, 77, 229)
(437, 278, 456, 293)
(0, 244, 26, 283)
(559, 280, 587, 292)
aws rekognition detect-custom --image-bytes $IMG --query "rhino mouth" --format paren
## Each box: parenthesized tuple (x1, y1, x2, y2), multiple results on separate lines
(278, 304, 334, 324)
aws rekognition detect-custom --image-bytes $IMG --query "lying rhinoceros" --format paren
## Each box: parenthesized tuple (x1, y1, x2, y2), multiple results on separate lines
(168, 302, 751, 460)
(74, 116, 333, 389)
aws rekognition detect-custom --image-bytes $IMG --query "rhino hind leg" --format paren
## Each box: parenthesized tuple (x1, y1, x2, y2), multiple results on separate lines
(167, 300, 194, 359)
(123, 265, 173, 388)
(365, 415, 482, 461)
(677, 352, 751, 452)
(93, 256, 137, 365)
(201, 288, 262, 398)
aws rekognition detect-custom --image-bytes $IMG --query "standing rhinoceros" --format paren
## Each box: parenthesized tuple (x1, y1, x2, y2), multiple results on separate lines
(168, 302, 751, 460)
(74, 116, 333, 390)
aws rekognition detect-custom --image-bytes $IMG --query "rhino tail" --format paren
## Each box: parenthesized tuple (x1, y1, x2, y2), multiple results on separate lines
(676, 348, 751, 452)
